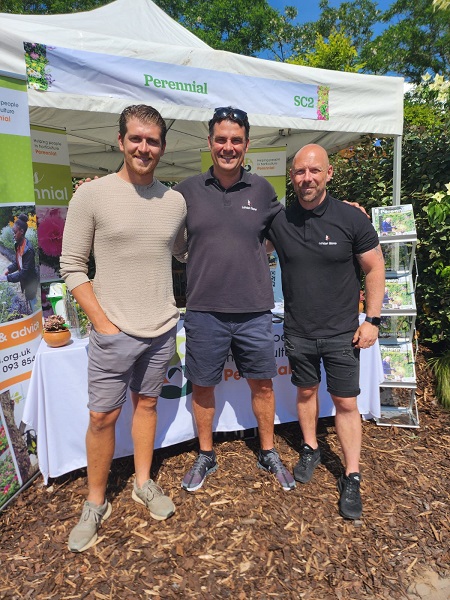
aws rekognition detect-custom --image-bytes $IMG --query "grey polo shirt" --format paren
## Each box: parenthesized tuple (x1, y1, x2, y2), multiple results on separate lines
(174, 167, 282, 313)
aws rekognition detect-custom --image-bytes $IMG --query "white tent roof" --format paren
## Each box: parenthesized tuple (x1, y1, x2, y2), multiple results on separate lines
(0, 0, 404, 180)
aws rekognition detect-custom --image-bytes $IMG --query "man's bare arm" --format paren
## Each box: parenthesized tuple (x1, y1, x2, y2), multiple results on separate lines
(353, 245, 385, 349)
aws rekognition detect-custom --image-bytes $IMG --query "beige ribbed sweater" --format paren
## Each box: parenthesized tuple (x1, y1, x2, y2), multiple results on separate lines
(60, 173, 187, 338)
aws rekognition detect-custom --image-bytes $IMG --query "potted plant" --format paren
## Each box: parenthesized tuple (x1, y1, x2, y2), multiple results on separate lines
(42, 314, 71, 348)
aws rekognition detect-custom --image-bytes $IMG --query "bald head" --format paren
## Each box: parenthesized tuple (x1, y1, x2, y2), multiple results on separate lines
(293, 144, 330, 167)
(290, 144, 333, 209)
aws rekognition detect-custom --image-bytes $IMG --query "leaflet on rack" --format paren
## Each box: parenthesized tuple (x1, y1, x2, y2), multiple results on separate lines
(372, 204, 417, 242)
(380, 342, 416, 386)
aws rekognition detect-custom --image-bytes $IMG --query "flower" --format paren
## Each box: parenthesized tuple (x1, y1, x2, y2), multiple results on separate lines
(43, 315, 68, 332)
(37, 208, 65, 257)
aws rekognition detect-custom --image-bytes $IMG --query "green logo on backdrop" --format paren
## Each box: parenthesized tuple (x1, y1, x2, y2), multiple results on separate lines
(33, 163, 72, 206)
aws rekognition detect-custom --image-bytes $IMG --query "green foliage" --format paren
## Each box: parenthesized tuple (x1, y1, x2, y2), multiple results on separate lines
(287, 29, 364, 72)
(25, 227, 38, 255)
(433, 0, 450, 10)
(0, 0, 109, 14)
(266, 5, 303, 62)
(0, 225, 15, 252)
(327, 99, 450, 351)
(363, 0, 450, 82)
(428, 351, 450, 409)
(153, 0, 280, 56)
(291, 0, 379, 60)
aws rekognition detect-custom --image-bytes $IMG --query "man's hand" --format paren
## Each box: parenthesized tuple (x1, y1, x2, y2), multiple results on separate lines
(74, 176, 99, 191)
(352, 321, 379, 349)
(94, 320, 121, 335)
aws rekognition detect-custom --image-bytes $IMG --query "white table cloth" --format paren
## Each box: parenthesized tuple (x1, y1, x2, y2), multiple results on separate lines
(23, 319, 383, 483)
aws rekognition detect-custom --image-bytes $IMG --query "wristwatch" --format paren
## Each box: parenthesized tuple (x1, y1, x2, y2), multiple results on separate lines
(365, 316, 381, 326)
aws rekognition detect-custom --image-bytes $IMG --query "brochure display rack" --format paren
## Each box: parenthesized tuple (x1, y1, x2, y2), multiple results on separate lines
(372, 205, 419, 428)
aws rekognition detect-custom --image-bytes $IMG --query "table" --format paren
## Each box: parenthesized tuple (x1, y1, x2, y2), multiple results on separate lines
(23, 320, 383, 483)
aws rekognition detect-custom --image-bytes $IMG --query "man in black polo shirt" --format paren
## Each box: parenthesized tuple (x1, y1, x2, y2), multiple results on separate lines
(175, 107, 295, 493)
(267, 144, 385, 519)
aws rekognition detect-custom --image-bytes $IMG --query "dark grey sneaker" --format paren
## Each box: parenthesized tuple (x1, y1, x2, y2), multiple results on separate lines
(337, 472, 363, 519)
(293, 444, 321, 483)
(132, 479, 175, 521)
(181, 453, 218, 491)
(257, 448, 296, 491)
(68, 499, 112, 553)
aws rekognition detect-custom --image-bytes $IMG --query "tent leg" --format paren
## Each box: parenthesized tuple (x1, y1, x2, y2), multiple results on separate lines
(393, 135, 402, 206)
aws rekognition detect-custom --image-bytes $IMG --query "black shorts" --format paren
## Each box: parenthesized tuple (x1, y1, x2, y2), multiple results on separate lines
(284, 331, 360, 398)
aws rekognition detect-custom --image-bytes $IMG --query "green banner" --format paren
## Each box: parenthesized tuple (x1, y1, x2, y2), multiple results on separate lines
(0, 74, 41, 511)
(0, 76, 35, 206)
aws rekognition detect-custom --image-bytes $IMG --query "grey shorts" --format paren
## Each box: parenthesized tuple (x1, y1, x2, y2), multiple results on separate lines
(87, 326, 176, 412)
(284, 332, 360, 398)
(184, 310, 277, 386)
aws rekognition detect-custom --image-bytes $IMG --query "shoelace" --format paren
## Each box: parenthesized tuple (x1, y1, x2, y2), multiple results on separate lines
(300, 451, 316, 468)
(343, 478, 360, 501)
(263, 452, 285, 473)
(81, 504, 104, 524)
(192, 454, 215, 473)
(141, 482, 164, 502)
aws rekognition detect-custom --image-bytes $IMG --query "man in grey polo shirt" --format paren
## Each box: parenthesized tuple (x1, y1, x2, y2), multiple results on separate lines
(175, 107, 295, 492)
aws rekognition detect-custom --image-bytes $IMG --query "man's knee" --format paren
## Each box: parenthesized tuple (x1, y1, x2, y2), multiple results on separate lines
(88, 408, 120, 433)
(134, 394, 158, 412)
(296, 385, 318, 403)
(247, 378, 273, 396)
(192, 384, 216, 407)
(331, 395, 358, 414)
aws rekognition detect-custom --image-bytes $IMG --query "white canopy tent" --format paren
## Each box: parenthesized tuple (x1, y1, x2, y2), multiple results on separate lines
(0, 0, 404, 196)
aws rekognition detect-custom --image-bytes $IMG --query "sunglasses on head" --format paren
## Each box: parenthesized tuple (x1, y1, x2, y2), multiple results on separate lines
(213, 107, 248, 122)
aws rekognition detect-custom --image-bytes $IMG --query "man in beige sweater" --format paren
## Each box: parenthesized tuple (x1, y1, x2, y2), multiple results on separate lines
(60, 105, 186, 553)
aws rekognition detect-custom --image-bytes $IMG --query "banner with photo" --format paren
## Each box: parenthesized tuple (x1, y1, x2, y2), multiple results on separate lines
(31, 124, 72, 284)
(0, 72, 42, 508)
(200, 146, 285, 304)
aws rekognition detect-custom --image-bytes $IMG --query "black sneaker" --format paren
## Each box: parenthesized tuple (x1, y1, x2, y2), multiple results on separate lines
(257, 448, 296, 491)
(293, 444, 321, 483)
(337, 472, 363, 519)
(181, 452, 218, 491)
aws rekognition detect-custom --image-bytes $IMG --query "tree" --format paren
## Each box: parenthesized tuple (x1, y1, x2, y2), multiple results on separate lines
(290, 0, 379, 60)
(153, 0, 281, 56)
(363, 0, 450, 82)
(0, 0, 109, 13)
(433, 0, 450, 9)
(265, 5, 303, 62)
(287, 29, 363, 72)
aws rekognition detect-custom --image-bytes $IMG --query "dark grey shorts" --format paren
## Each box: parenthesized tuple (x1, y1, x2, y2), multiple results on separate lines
(284, 332, 360, 398)
(184, 310, 277, 386)
(87, 326, 176, 412)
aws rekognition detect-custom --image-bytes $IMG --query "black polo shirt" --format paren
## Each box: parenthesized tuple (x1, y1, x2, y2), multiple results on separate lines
(174, 167, 282, 312)
(267, 193, 379, 338)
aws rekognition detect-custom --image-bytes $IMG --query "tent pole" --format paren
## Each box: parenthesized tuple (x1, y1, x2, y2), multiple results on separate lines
(392, 135, 402, 206)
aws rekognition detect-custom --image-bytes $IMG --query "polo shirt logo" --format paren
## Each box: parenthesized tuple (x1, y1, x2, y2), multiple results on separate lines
(319, 234, 337, 246)
(242, 200, 257, 212)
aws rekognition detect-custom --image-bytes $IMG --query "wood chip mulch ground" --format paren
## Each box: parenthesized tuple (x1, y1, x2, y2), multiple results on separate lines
(1, 346, 449, 600)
